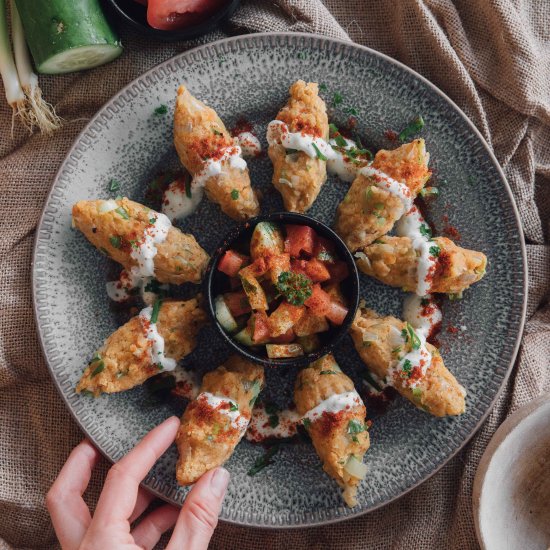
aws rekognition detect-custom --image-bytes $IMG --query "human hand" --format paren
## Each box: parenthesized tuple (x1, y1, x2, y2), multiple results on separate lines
(46, 416, 229, 550)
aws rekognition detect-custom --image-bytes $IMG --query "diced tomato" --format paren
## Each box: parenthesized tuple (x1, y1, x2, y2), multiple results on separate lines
(284, 225, 316, 258)
(270, 328, 295, 344)
(304, 284, 331, 316)
(314, 237, 336, 262)
(251, 311, 270, 343)
(218, 250, 248, 278)
(223, 291, 251, 317)
(147, 0, 225, 30)
(326, 260, 349, 283)
(291, 259, 330, 283)
(325, 301, 349, 325)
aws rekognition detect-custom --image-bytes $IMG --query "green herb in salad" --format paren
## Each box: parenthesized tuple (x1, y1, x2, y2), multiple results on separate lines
(276, 271, 313, 306)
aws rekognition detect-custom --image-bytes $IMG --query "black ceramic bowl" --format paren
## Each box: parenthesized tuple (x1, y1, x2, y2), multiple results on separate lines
(205, 212, 360, 368)
(103, 0, 240, 41)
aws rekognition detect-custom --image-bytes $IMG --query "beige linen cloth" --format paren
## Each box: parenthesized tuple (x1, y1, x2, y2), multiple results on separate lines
(1, 1, 549, 548)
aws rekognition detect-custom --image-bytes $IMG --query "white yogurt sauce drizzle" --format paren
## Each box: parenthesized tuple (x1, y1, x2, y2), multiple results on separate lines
(197, 392, 249, 433)
(359, 166, 413, 214)
(395, 206, 438, 296)
(245, 404, 301, 442)
(403, 294, 442, 339)
(234, 132, 262, 158)
(266, 120, 334, 160)
(106, 270, 167, 306)
(303, 390, 363, 423)
(326, 136, 369, 182)
(162, 178, 203, 222)
(139, 305, 176, 371)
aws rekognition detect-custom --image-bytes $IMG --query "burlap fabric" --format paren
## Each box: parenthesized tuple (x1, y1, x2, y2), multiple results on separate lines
(0, 1, 548, 548)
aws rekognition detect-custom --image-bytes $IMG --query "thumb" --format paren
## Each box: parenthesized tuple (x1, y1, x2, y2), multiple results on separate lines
(167, 467, 229, 550)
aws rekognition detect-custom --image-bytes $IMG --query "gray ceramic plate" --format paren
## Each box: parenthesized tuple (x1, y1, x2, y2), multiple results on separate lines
(33, 33, 527, 528)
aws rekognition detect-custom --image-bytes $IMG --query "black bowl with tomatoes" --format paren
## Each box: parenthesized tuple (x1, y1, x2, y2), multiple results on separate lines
(205, 212, 360, 367)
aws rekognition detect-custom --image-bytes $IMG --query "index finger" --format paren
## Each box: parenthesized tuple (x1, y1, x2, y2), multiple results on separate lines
(93, 416, 180, 522)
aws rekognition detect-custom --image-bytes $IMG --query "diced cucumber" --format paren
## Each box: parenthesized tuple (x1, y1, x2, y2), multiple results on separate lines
(297, 334, 321, 353)
(294, 311, 329, 337)
(214, 295, 238, 333)
(233, 327, 256, 347)
(250, 222, 284, 259)
(15, 0, 123, 74)
(266, 343, 304, 359)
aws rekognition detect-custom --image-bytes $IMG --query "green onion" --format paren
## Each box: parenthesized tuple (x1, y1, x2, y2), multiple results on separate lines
(347, 419, 365, 434)
(115, 206, 129, 220)
(419, 224, 432, 238)
(319, 83, 327, 92)
(248, 379, 261, 407)
(185, 177, 192, 199)
(109, 236, 121, 249)
(334, 134, 347, 147)
(150, 298, 162, 324)
(392, 346, 402, 354)
(401, 359, 413, 377)
(429, 245, 441, 257)
(154, 104, 167, 115)
(108, 179, 120, 192)
(412, 387, 423, 403)
(344, 106, 358, 116)
(403, 323, 421, 350)
(420, 186, 439, 198)
(247, 445, 281, 476)
(328, 123, 339, 136)
(91, 361, 105, 377)
(212, 128, 222, 136)
(229, 403, 238, 412)
(333, 92, 343, 106)
(230, 189, 239, 200)
(398, 115, 425, 142)
(311, 142, 327, 161)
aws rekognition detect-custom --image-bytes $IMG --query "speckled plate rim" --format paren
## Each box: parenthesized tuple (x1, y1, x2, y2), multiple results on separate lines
(32, 32, 528, 528)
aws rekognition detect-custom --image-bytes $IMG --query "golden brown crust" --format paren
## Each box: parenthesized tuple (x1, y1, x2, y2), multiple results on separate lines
(334, 139, 430, 251)
(174, 85, 259, 220)
(350, 308, 466, 417)
(294, 355, 370, 507)
(72, 198, 209, 284)
(76, 299, 207, 396)
(269, 81, 329, 212)
(176, 356, 264, 485)
(357, 236, 487, 294)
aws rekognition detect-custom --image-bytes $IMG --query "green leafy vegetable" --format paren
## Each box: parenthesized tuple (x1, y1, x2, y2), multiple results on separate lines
(154, 104, 167, 115)
(115, 206, 129, 220)
(276, 271, 313, 306)
(185, 176, 192, 199)
(398, 115, 425, 142)
(347, 419, 365, 434)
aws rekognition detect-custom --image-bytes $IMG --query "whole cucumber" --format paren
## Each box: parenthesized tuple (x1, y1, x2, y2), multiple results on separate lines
(14, 0, 123, 74)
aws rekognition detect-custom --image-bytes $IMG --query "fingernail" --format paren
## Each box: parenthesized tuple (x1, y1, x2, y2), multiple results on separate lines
(210, 468, 229, 498)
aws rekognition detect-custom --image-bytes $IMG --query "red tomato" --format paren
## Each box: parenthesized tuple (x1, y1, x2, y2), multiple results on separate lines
(284, 225, 316, 258)
(325, 301, 349, 325)
(223, 291, 251, 317)
(326, 261, 349, 283)
(270, 328, 295, 344)
(218, 250, 248, 277)
(147, 0, 224, 30)
(251, 311, 270, 343)
(291, 259, 330, 283)
(304, 284, 331, 316)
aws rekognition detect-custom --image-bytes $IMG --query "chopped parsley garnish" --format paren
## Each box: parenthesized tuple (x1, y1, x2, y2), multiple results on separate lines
(311, 142, 327, 161)
(333, 92, 343, 106)
(150, 298, 162, 324)
(398, 115, 425, 142)
(419, 224, 432, 239)
(115, 206, 129, 220)
(218, 56, 226, 66)
(154, 104, 168, 115)
(247, 445, 281, 476)
(212, 128, 222, 136)
(230, 189, 239, 200)
(108, 179, 120, 192)
(149, 216, 157, 224)
(302, 418, 311, 428)
(344, 106, 358, 116)
(468, 175, 477, 185)
(297, 51, 307, 59)
(334, 133, 348, 148)
(392, 346, 402, 354)
(347, 419, 366, 434)
(109, 236, 121, 249)
(319, 83, 328, 92)
(276, 271, 313, 306)
(229, 403, 239, 412)
(402, 322, 421, 350)
(429, 245, 441, 257)
(401, 359, 413, 377)
(320, 370, 338, 375)
(91, 361, 105, 377)
(328, 123, 339, 136)
(184, 177, 192, 198)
